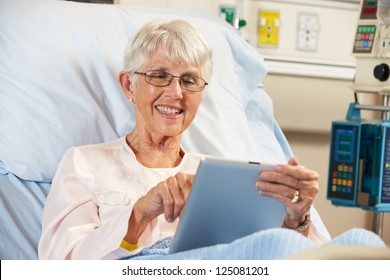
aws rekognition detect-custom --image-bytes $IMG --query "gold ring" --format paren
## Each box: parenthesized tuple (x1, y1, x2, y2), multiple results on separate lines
(291, 190, 299, 204)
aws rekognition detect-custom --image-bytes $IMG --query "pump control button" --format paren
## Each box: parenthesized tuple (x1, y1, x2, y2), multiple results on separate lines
(373, 63, 390, 81)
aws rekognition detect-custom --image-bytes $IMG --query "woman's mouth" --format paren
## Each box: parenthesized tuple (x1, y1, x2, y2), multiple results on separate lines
(155, 105, 183, 115)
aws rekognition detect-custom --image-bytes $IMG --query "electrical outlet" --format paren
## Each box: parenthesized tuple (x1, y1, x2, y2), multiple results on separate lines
(258, 10, 280, 48)
(297, 13, 319, 52)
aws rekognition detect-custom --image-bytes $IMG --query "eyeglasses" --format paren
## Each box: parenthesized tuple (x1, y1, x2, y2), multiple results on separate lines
(133, 70, 208, 92)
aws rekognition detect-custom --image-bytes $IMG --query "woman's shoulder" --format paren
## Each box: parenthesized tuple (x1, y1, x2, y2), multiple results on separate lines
(54, 137, 131, 178)
(67, 137, 126, 153)
(61, 137, 128, 163)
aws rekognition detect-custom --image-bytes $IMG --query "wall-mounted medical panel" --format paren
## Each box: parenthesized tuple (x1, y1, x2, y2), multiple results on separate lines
(242, 0, 359, 69)
(241, 0, 360, 132)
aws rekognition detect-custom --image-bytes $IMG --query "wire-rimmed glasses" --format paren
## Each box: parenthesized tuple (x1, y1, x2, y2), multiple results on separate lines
(133, 70, 208, 92)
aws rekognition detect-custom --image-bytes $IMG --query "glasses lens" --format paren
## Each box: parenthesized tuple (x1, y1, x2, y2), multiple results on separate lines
(145, 71, 172, 87)
(180, 75, 205, 92)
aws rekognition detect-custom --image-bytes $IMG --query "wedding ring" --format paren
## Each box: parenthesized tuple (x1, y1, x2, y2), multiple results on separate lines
(291, 189, 300, 204)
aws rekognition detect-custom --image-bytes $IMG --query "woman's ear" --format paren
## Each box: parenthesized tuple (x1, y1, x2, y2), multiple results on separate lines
(118, 71, 135, 101)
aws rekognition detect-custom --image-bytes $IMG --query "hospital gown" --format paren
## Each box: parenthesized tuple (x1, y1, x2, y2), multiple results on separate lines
(39, 137, 344, 260)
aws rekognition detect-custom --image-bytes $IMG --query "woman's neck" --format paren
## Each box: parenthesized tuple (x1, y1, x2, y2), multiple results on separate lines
(126, 130, 184, 168)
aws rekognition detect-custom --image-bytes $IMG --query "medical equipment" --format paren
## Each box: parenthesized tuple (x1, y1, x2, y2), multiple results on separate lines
(219, 0, 246, 31)
(327, 0, 390, 236)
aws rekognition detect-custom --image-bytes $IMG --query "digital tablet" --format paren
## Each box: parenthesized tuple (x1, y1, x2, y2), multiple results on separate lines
(169, 156, 285, 254)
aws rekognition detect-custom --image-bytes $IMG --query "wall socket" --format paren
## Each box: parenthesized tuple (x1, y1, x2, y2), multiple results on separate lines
(258, 10, 280, 48)
(297, 12, 319, 52)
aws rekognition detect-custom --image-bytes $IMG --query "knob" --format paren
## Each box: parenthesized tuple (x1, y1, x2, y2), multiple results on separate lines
(373, 63, 390, 81)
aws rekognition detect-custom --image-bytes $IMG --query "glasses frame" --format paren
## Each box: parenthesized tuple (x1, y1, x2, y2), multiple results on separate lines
(133, 70, 208, 92)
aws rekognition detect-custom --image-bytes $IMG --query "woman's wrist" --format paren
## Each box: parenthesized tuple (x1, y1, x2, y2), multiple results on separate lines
(124, 200, 150, 244)
(282, 212, 311, 232)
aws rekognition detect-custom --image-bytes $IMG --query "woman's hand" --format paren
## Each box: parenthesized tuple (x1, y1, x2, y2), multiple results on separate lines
(124, 172, 194, 244)
(139, 172, 195, 223)
(255, 157, 319, 234)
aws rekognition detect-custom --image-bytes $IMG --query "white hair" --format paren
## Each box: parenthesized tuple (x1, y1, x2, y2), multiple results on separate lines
(122, 19, 213, 85)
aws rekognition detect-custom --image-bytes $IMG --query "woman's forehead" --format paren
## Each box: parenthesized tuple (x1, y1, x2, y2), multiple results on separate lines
(145, 49, 201, 66)
(143, 54, 202, 73)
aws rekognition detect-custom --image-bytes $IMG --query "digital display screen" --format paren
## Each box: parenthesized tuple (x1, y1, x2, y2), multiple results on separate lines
(334, 129, 355, 164)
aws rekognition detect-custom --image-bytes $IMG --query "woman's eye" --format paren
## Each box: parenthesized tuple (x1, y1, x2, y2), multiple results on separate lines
(182, 76, 197, 85)
(151, 72, 169, 80)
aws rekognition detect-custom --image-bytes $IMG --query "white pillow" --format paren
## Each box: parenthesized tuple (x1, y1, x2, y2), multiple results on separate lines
(0, 0, 289, 182)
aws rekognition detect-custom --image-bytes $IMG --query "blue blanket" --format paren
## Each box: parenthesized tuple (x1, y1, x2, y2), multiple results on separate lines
(123, 228, 386, 260)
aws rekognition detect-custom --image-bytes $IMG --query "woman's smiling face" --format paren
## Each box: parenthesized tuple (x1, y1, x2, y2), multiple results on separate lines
(130, 52, 204, 139)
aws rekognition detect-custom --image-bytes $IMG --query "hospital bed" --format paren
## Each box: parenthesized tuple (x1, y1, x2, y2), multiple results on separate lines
(0, 0, 388, 260)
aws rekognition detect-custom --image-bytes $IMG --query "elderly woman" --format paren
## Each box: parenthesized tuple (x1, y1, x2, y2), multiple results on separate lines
(38, 20, 384, 260)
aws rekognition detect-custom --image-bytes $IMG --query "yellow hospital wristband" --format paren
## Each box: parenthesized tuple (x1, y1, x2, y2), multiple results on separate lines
(120, 239, 139, 251)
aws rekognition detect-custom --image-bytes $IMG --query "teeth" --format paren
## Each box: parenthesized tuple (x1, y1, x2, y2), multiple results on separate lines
(156, 106, 182, 115)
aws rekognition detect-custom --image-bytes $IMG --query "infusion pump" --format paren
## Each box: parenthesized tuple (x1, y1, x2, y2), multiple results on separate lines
(327, 0, 390, 212)
(328, 106, 390, 211)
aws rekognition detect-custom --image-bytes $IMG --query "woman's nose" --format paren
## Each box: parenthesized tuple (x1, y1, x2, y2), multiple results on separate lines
(166, 77, 184, 98)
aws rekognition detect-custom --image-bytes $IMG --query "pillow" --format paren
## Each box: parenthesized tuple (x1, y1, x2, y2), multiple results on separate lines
(0, 0, 135, 182)
(0, 0, 289, 183)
